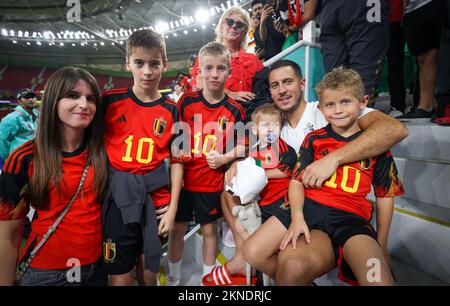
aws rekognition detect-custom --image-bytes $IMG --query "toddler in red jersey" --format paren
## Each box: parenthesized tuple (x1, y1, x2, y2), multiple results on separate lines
(236, 103, 298, 281)
(278, 67, 405, 286)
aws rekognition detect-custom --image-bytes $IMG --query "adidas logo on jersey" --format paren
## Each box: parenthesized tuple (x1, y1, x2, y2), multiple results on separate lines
(116, 115, 127, 122)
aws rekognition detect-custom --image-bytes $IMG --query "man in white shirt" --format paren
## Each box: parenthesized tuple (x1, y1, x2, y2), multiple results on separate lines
(217, 59, 408, 281)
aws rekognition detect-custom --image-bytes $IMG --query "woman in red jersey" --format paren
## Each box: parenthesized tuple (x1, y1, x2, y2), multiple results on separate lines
(0, 67, 108, 286)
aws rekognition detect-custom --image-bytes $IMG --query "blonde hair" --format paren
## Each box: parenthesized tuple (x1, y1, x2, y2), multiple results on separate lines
(315, 67, 365, 101)
(198, 42, 232, 67)
(215, 6, 251, 50)
(251, 103, 284, 126)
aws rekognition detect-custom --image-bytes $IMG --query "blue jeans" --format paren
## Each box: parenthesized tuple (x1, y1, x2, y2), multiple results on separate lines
(19, 260, 107, 286)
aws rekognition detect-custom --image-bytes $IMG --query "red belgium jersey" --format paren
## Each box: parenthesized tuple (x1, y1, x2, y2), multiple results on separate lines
(249, 138, 297, 206)
(102, 87, 181, 206)
(0, 140, 102, 269)
(292, 125, 405, 221)
(179, 91, 245, 192)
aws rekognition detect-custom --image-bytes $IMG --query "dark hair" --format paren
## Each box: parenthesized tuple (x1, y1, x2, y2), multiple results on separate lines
(31, 67, 108, 209)
(269, 59, 303, 79)
(126, 29, 167, 61)
(251, 0, 262, 8)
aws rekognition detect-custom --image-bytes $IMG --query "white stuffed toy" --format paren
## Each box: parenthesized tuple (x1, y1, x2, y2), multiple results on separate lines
(231, 201, 262, 236)
(226, 157, 268, 204)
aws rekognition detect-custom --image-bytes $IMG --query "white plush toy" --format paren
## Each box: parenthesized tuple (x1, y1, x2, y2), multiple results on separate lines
(231, 201, 262, 237)
(226, 157, 268, 204)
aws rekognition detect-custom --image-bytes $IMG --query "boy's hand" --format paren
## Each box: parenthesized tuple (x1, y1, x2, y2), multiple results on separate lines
(302, 154, 339, 189)
(206, 150, 227, 169)
(157, 205, 175, 236)
(225, 161, 239, 185)
(228, 91, 256, 103)
(280, 213, 311, 250)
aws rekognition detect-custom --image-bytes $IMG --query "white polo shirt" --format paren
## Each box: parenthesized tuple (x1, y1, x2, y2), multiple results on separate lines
(281, 101, 374, 153)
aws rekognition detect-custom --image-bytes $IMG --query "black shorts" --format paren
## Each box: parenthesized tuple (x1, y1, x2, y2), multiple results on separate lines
(175, 190, 223, 224)
(403, 0, 444, 56)
(260, 197, 291, 229)
(303, 198, 377, 285)
(102, 200, 166, 275)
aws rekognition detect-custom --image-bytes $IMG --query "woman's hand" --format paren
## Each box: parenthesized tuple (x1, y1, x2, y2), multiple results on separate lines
(228, 91, 256, 103)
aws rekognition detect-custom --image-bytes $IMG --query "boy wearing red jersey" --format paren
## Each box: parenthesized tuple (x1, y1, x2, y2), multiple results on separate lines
(166, 42, 246, 285)
(102, 29, 183, 286)
(279, 67, 404, 286)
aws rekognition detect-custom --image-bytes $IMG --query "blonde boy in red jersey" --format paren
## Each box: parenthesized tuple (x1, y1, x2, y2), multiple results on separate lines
(167, 42, 246, 285)
(279, 67, 404, 286)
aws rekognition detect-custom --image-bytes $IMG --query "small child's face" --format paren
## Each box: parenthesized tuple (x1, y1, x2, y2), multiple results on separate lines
(318, 87, 368, 130)
(199, 54, 231, 93)
(253, 113, 281, 144)
(126, 47, 167, 90)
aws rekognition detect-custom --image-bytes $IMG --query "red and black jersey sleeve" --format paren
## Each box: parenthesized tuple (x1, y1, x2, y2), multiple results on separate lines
(277, 138, 298, 176)
(373, 150, 405, 197)
(224, 99, 246, 153)
(0, 140, 34, 220)
(291, 130, 316, 182)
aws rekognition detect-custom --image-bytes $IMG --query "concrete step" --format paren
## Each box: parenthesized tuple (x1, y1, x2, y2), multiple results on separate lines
(392, 122, 450, 163)
(368, 193, 450, 283)
(394, 157, 450, 209)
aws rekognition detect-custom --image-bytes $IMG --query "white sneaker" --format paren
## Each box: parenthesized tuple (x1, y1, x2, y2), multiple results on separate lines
(389, 108, 404, 118)
(166, 275, 180, 286)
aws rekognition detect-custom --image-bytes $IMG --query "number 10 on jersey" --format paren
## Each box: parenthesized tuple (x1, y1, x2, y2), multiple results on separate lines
(121, 135, 155, 164)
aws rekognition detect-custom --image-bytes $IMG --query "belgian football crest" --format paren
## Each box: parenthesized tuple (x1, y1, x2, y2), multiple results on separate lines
(153, 117, 167, 137)
(103, 239, 116, 263)
(264, 153, 273, 166)
(217, 116, 229, 132)
(358, 158, 372, 170)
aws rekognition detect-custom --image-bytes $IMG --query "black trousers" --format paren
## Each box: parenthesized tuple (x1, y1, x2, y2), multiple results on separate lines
(387, 21, 406, 112)
(320, 0, 390, 97)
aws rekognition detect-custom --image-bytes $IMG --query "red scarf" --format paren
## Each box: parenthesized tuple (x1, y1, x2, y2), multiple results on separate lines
(288, 0, 302, 27)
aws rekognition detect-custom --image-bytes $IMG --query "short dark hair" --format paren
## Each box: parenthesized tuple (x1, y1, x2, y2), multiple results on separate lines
(251, 0, 262, 8)
(126, 29, 167, 61)
(269, 60, 303, 79)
